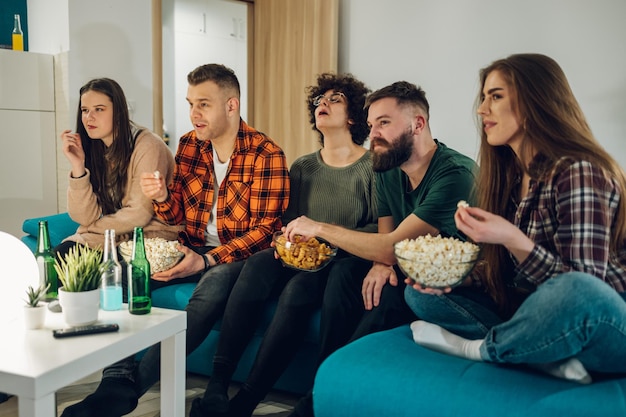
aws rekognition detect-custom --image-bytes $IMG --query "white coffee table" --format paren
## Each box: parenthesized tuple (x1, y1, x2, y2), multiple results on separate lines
(0, 305, 186, 417)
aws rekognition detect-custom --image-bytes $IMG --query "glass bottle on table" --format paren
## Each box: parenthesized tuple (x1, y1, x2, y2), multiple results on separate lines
(35, 220, 58, 301)
(100, 229, 123, 311)
(128, 227, 151, 314)
(12, 14, 24, 51)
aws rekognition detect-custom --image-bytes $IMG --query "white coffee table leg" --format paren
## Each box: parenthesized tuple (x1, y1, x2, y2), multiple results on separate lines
(19, 392, 55, 417)
(160, 329, 186, 417)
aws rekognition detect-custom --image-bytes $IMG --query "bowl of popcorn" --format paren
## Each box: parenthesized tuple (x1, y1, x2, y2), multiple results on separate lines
(273, 231, 338, 272)
(394, 234, 480, 289)
(119, 237, 184, 274)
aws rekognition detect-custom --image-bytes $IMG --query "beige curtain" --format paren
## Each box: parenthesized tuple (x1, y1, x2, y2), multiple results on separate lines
(250, 0, 339, 166)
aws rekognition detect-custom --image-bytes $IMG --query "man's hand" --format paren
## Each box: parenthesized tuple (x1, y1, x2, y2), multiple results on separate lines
(404, 277, 452, 295)
(140, 171, 168, 202)
(151, 245, 208, 281)
(283, 216, 322, 242)
(362, 263, 397, 310)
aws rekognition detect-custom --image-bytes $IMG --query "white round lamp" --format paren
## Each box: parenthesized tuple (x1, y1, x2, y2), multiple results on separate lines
(0, 231, 40, 322)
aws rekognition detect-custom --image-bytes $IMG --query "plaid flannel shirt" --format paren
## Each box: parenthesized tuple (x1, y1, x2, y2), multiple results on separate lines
(510, 157, 626, 293)
(154, 119, 289, 264)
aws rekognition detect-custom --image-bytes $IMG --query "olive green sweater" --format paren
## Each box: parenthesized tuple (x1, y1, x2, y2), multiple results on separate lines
(284, 150, 377, 233)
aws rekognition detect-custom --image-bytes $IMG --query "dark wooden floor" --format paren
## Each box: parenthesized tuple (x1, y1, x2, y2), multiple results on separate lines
(0, 371, 298, 417)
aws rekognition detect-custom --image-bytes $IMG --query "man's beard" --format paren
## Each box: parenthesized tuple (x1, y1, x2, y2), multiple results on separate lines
(371, 128, 413, 172)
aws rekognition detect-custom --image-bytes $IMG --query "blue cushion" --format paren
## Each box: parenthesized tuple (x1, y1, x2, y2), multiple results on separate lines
(313, 326, 626, 417)
(21, 213, 78, 251)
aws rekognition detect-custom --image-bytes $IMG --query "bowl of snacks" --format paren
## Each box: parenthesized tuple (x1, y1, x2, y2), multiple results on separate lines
(119, 237, 184, 274)
(394, 234, 480, 289)
(273, 231, 338, 272)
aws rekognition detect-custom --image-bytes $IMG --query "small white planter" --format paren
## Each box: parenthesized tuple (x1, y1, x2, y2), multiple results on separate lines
(58, 288, 100, 326)
(23, 305, 46, 329)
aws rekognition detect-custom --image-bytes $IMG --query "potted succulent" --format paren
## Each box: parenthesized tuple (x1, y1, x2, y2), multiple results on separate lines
(55, 245, 103, 326)
(23, 283, 50, 329)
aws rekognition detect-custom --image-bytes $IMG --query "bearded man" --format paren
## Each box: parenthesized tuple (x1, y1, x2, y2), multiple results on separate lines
(284, 81, 477, 417)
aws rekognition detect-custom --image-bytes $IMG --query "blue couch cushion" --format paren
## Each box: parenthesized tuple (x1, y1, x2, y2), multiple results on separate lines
(313, 326, 626, 417)
(22, 213, 79, 252)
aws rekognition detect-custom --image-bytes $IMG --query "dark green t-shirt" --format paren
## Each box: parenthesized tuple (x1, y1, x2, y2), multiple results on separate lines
(376, 140, 476, 239)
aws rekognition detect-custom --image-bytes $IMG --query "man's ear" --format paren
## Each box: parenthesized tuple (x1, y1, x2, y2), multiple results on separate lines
(226, 97, 240, 115)
(413, 113, 426, 134)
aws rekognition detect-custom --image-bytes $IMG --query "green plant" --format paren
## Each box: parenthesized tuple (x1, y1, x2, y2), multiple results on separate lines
(54, 245, 103, 292)
(24, 283, 50, 307)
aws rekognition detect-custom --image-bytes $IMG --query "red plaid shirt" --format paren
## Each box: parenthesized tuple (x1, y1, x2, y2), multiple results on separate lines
(154, 119, 289, 264)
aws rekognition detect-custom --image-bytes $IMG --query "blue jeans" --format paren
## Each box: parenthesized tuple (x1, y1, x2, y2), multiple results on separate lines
(405, 272, 626, 373)
(102, 261, 245, 394)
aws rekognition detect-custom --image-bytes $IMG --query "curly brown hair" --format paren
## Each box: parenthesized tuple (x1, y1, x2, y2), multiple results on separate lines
(306, 73, 370, 146)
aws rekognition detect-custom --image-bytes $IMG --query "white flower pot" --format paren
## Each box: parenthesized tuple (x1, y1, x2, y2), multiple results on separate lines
(58, 288, 100, 326)
(23, 305, 46, 329)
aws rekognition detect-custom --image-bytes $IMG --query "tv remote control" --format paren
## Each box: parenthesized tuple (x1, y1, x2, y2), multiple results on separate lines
(53, 323, 120, 338)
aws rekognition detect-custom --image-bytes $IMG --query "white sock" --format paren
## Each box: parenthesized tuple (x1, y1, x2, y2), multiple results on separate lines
(529, 358, 592, 384)
(410, 320, 483, 361)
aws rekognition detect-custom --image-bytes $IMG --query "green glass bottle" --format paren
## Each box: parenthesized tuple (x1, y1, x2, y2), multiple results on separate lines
(128, 227, 151, 314)
(35, 220, 58, 300)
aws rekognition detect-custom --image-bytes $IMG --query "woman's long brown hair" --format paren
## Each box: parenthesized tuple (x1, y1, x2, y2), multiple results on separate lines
(75, 78, 136, 215)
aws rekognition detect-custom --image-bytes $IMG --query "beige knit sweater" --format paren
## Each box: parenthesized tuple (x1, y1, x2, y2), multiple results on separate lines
(64, 127, 182, 248)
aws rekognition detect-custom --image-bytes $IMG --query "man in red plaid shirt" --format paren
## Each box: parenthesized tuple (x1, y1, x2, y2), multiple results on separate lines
(62, 63, 290, 417)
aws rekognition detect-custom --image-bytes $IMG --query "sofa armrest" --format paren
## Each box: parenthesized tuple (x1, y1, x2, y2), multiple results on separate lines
(22, 213, 78, 252)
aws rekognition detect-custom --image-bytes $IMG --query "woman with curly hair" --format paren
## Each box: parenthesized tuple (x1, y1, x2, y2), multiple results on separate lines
(191, 73, 377, 417)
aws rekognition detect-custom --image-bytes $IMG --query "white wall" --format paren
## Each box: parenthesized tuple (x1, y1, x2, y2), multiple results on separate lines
(67, 0, 155, 130)
(338, 0, 626, 167)
(27, 0, 69, 54)
(164, 0, 248, 152)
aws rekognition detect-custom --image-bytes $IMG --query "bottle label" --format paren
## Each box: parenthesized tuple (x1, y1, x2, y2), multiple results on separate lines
(12, 34, 24, 51)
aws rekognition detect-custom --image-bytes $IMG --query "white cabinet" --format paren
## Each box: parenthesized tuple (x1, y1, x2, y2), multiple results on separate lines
(0, 50, 57, 239)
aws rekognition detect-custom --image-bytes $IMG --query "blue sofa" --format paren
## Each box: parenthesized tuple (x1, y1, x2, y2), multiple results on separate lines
(21, 213, 319, 395)
(313, 325, 626, 417)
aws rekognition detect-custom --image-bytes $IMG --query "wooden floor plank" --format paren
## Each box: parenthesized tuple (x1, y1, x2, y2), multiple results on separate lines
(0, 372, 297, 417)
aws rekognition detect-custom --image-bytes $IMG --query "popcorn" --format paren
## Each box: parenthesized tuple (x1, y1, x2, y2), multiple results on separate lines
(394, 234, 480, 288)
(119, 237, 183, 273)
(153, 170, 161, 179)
(457, 200, 469, 208)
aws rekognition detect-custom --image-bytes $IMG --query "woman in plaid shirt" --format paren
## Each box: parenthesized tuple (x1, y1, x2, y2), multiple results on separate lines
(405, 53, 626, 384)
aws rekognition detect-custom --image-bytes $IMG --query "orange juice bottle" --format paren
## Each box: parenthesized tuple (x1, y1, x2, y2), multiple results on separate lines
(12, 14, 24, 51)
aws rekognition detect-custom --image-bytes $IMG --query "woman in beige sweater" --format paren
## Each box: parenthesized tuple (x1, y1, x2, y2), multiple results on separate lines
(56, 78, 180, 264)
